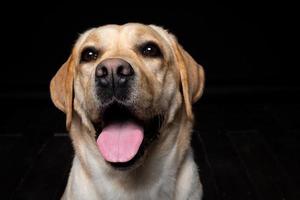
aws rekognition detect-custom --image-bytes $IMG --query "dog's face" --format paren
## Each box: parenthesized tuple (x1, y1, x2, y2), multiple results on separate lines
(50, 23, 204, 170)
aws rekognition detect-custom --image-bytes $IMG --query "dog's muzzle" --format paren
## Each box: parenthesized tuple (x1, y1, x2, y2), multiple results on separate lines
(95, 58, 135, 103)
(93, 58, 163, 170)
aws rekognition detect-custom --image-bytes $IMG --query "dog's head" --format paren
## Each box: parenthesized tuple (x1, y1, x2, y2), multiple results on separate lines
(50, 23, 204, 170)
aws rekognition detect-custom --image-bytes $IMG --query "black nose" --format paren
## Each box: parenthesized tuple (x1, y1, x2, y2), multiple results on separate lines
(95, 58, 135, 101)
(96, 58, 134, 86)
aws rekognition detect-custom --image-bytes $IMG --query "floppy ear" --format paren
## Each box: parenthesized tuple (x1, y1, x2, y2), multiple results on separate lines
(50, 55, 75, 130)
(172, 41, 205, 120)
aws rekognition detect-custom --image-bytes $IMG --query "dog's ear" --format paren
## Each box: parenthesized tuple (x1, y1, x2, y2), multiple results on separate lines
(149, 25, 205, 120)
(50, 55, 75, 130)
(172, 41, 205, 120)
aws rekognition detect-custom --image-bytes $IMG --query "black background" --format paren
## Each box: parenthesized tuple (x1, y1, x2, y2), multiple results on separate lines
(1, 2, 298, 102)
(1, 2, 300, 200)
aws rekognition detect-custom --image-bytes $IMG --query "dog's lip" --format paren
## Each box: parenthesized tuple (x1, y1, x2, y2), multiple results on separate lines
(93, 103, 144, 135)
(92, 102, 163, 169)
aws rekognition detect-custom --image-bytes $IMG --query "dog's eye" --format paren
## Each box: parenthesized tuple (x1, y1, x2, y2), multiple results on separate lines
(140, 42, 162, 58)
(80, 47, 99, 62)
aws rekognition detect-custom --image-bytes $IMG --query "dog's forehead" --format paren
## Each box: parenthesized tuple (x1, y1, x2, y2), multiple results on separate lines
(79, 24, 166, 48)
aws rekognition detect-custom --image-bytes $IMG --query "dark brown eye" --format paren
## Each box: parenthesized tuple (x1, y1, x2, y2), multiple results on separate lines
(80, 47, 98, 62)
(140, 42, 162, 57)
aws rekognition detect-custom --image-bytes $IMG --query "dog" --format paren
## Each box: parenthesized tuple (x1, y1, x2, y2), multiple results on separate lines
(50, 23, 205, 200)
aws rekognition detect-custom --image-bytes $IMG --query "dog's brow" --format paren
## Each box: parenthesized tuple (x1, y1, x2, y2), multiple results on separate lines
(135, 40, 160, 50)
(81, 46, 99, 52)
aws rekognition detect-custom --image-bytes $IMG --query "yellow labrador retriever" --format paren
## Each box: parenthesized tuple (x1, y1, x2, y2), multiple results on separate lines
(50, 23, 204, 200)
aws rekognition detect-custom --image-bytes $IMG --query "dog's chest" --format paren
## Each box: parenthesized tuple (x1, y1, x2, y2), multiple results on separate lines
(99, 188, 174, 200)
(93, 175, 176, 200)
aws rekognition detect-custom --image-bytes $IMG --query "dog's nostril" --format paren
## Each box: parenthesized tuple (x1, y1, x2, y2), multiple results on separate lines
(96, 66, 108, 78)
(96, 65, 110, 87)
(117, 65, 134, 77)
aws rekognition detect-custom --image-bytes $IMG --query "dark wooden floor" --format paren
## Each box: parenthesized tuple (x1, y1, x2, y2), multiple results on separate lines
(0, 101, 299, 200)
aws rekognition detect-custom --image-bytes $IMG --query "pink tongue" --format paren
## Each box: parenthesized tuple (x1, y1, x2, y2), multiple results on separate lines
(97, 122, 144, 163)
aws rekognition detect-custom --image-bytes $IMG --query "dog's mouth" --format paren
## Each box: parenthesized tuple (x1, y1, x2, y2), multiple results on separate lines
(93, 102, 162, 170)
